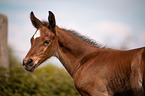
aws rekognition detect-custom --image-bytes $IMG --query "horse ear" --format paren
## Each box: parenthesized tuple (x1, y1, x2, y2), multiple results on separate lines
(48, 11, 56, 29)
(30, 11, 43, 29)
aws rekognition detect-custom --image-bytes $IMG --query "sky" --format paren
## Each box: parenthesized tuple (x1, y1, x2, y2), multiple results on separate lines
(0, 0, 145, 66)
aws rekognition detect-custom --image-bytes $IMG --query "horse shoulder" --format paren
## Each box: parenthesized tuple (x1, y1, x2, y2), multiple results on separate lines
(74, 50, 110, 96)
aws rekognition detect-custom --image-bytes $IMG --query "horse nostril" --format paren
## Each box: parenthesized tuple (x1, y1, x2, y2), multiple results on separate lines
(27, 59, 33, 64)
(23, 59, 33, 66)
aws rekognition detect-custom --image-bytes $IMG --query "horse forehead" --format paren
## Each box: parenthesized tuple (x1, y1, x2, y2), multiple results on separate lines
(33, 30, 41, 39)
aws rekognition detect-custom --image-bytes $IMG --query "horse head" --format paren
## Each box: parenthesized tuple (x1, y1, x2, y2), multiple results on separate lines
(23, 11, 57, 72)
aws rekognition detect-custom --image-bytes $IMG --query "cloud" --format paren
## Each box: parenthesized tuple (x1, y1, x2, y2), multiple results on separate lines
(94, 21, 132, 35)
(82, 20, 135, 49)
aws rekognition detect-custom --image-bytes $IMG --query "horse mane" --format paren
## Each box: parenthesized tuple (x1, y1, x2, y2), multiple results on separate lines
(42, 21, 107, 49)
(61, 28, 107, 49)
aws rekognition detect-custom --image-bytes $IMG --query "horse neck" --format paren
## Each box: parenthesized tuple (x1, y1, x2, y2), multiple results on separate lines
(55, 27, 98, 77)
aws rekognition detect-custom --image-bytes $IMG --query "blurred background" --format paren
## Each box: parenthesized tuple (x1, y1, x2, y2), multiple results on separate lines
(0, 0, 145, 95)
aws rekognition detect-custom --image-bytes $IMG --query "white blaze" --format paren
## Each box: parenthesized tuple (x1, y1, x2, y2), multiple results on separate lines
(33, 30, 41, 39)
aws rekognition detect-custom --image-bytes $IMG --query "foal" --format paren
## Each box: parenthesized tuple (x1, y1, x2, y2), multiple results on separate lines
(23, 11, 145, 96)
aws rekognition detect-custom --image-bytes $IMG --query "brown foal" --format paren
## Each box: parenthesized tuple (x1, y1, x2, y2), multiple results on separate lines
(23, 11, 145, 96)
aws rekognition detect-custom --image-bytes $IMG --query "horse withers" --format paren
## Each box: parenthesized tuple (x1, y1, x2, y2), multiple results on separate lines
(23, 11, 145, 96)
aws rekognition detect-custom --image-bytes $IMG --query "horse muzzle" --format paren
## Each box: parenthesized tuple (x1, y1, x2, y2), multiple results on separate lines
(23, 58, 37, 72)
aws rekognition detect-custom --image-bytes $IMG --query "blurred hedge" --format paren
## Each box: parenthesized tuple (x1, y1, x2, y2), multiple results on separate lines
(0, 65, 80, 96)
(0, 48, 80, 96)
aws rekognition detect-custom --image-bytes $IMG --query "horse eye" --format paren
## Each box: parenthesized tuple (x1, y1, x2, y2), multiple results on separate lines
(44, 40, 50, 45)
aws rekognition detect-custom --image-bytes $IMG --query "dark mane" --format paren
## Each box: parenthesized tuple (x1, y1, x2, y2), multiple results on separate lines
(62, 28, 107, 49)
(42, 21, 107, 49)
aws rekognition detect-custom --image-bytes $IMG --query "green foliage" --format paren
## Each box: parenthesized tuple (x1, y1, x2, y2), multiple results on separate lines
(0, 47, 80, 96)
(0, 65, 80, 96)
